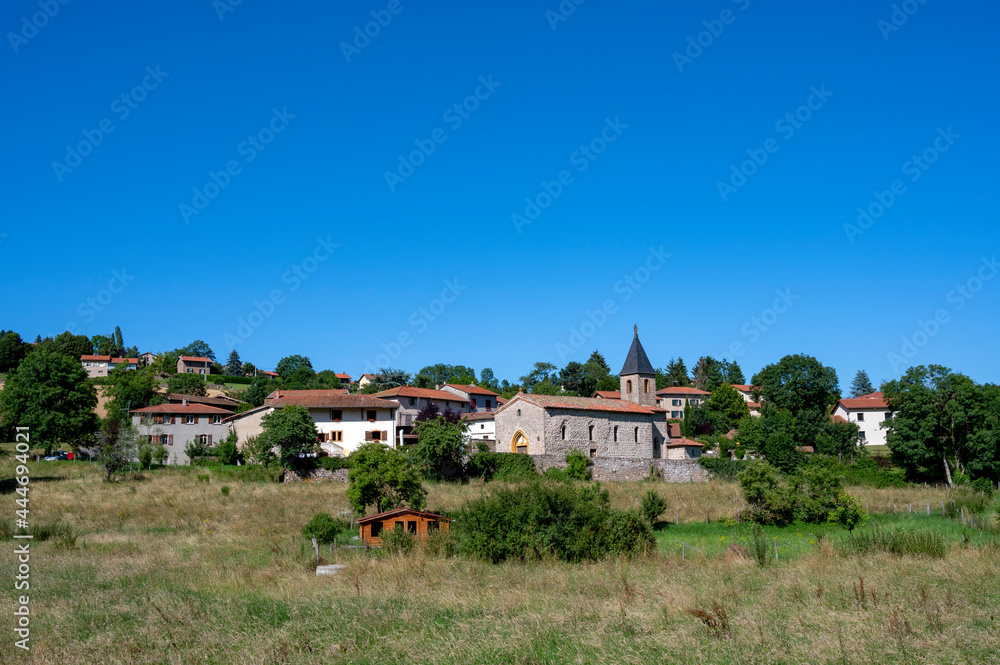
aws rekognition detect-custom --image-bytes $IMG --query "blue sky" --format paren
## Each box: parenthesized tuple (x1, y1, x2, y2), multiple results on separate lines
(2, 0, 998, 389)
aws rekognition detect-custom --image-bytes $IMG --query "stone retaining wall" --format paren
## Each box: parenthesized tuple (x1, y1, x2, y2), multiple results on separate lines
(528, 454, 708, 483)
(283, 467, 349, 483)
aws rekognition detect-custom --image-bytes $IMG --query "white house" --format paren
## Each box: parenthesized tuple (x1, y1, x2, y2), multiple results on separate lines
(373, 386, 471, 444)
(831, 391, 889, 446)
(224, 390, 400, 456)
(441, 383, 500, 412)
(462, 411, 495, 445)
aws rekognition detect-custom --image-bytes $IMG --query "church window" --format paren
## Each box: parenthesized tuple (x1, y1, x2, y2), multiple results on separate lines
(517, 409, 521, 417)
(634, 427, 639, 442)
(613, 426, 618, 442)
(626, 380, 632, 393)
(588, 425, 594, 441)
(561, 424, 566, 440)
(644, 379, 649, 393)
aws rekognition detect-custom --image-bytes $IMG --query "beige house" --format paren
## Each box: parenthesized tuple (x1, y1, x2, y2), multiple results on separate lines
(130, 401, 232, 465)
(441, 383, 500, 412)
(177, 356, 212, 374)
(655, 386, 711, 419)
(81, 355, 111, 378)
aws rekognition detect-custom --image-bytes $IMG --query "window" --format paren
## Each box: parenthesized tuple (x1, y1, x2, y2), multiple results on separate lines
(859, 431, 867, 441)
(317, 432, 326, 443)
(331, 409, 342, 421)
(671, 411, 682, 419)
(428, 520, 439, 532)
(407, 520, 417, 534)
(857, 413, 865, 422)
(517, 409, 521, 417)
(561, 425, 566, 440)
(691, 399, 700, 405)
(409, 398, 416, 406)
(159, 434, 168, 446)
(644, 379, 649, 393)
(371, 522, 382, 537)
(590, 448, 596, 458)
(367, 410, 377, 422)
(480, 424, 485, 430)
(626, 380, 632, 393)
(211, 416, 222, 424)
(331, 431, 343, 442)
(184, 415, 196, 424)
(588, 425, 594, 441)
(613, 426, 618, 442)
(369, 430, 386, 441)
(634, 427, 639, 443)
(672, 399, 682, 407)
(486, 400, 493, 410)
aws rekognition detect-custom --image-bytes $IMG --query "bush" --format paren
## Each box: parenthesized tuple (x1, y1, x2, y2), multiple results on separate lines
(698, 458, 749, 482)
(565, 449, 593, 480)
(381, 527, 416, 555)
(302, 512, 349, 545)
(455, 480, 654, 563)
(839, 456, 907, 488)
(830, 492, 868, 531)
(220, 485, 231, 496)
(422, 530, 457, 558)
(640, 489, 668, 527)
(738, 460, 856, 527)
(467, 452, 538, 482)
(138, 444, 153, 470)
(748, 523, 769, 566)
(216, 432, 239, 465)
(971, 477, 994, 497)
(317, 456, 351, 471)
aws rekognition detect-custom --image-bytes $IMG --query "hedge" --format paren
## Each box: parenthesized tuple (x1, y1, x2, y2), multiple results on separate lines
(697, 458, 749, 481)
(467, 452, 539, 481)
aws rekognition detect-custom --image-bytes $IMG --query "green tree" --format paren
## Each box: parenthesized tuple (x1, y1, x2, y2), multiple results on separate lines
(275, 354, 313, 379)
(244, 377, 271, 406)
(260, 405, 318, 467)
(587, 350, 610, 373)
(104, 365, 159, 422)
(224, 350, 243, 376)
(705, 383, 751, 432)
(0, 350, 98, 450)
(414, 363, 476, 387)
(565, 449, 594, 480)
(692, 356, 725, 392)
(752, 354, 840, 417)
(347, 442, 426, 514)
(241, 361, 256, 377)
(0, 332, 29, 373)
(882, 365, 986, 485)
(850, 370, 875, 397)
(90, 334, 115, 356)
(175, 340, 215, 361)
(721, 360, 745, 385)
(664, 357, 690, 388)
(478, 367, 499, 392)
(370, 368, 412, 391)
(166, 373, 207, 396)
(35, 331, 92, 359)
(559, 361, 591, 396)
(520, 361, 557, 392)
(93, 417, 140, 481)
(113, 326, 125, 357)
(411, 416, 469, 481)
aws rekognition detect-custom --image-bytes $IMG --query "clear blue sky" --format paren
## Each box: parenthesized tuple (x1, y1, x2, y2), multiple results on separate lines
(2, 0, 998, 389)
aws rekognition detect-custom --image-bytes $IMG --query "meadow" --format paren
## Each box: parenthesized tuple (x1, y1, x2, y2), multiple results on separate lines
(2, 454, 999, 665)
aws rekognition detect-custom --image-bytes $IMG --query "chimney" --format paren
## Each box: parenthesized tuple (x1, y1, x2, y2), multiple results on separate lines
(182, 398, 188, 407)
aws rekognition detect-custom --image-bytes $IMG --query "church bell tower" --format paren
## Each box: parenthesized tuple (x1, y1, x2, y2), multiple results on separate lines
(619, 325, 656, 407)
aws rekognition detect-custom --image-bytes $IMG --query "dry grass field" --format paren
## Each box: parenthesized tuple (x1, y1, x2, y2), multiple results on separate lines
(3, 457, 999, 665)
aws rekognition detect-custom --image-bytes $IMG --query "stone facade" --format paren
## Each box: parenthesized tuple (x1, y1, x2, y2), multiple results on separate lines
(283, 467, 349, 483)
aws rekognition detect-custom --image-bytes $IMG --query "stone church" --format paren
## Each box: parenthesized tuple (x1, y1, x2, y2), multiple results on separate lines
(494, 327, 701, 460)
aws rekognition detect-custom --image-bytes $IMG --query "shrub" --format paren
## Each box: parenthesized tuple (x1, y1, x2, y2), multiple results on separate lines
(422, 530, 457, 558)
(748, 523, 769, 566)
(317, 456, 351, 471)
(220, 485, 231, 496)
(467, 452, 538, 482)
(455, 480, 654, 563)
(971, 477, 994, 497)
(640, 489, 668, 527)
(544, 467, 572, 482)
(381, 527, 416, 555)
(138, 444, 153, 470)
(301, 512, 348, 545)
(738, 460, 855, 527)
(216, 432, 239, 465)
(839, 456, 907, 488)
(565, 449, 593, 481)
(152, 444, 168, 466)
(698, 458, 749, 482)
(944, 492, 991, 517)
(830, 492, 868, 531)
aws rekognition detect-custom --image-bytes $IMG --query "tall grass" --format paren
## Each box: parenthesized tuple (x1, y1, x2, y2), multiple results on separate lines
(839, 527, 947, 558)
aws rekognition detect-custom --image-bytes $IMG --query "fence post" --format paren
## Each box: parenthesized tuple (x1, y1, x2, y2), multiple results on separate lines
(926, 503, 930, 516)
(706, 510, 710, 525)
(676, 510, 680, 525)
(311, 537, 319, 563)
(737, 509, 741, 523)
(682, 543, 686, 559)
(908, 503, 912, 513)
(774, 542, 779, 561)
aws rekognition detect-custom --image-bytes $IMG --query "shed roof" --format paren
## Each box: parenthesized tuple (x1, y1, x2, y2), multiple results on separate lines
(357, 508, 453, 524)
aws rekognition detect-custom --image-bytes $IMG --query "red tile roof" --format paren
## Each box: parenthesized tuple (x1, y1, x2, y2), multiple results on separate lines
(656, 387, 711, 396)
(130, 404, 232, 415)
(356, 508, 453, 524)
(335, 373, 352, 380)
(830, 414, 849, 424)
(259, 370, 279, 377)
(668, 422, 682, 438)
(748, 402, 761, 409)
(731, 384, 757, 392)
(264, 390, 396, 409)
(444, 383, 500, 397)
(179, 356, 212, 363)
(507, 394, 656, 415)
(665, 438, 703, 448)
(461, 411, 496, 422)
(374, 386, 470, 403)
(111, 358, 138, 364)
(836, 391, 887, 410)
(81, 355, 111, 361)
(163, 393, 241, 409)
(593, 390, 621, 399)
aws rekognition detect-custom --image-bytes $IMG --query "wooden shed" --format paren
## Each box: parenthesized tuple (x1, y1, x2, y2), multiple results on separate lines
(357, 508, 453, 547)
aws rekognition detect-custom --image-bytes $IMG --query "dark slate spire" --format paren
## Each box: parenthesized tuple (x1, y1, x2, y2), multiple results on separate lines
(620, 325, 654, 376)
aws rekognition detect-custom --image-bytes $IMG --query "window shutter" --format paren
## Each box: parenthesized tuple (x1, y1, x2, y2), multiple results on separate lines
(365, 430, 371, 440)
(382, 430, 388, 441)
(171, 416, 176, 425)
(208, 434, 212, 445)
(168, 434, 173, 446)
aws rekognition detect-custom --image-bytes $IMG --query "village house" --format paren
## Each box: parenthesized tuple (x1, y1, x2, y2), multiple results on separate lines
(832, 391, 890, 446)
(224, 390, 399, 456)
(335, 372, 352, 387)
(441, 383, 500, 412)
(138, 351, 157, 366)
(81, 355, 111, 378)
(494, 328, 701, 460)
(357, 373, 376, 388)
(372, 386, 471, 444)
(655, 386, 711, 419)
(130, 400, 232, 465)
(358, 508, 452, 547)
(177, 356, 212, 375)
(461, 411, 496, 447)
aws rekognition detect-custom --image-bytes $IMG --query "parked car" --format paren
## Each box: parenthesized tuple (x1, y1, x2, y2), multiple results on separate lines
(43, 451, 69, 461)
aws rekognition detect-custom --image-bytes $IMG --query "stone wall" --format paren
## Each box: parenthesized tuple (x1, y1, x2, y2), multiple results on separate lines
(527, 454, 708, 483)
(283, 467, 349, 483)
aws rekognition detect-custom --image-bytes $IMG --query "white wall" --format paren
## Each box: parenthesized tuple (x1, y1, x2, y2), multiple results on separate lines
(832, 404, 889, 446)
(309, 407, 396, 456)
